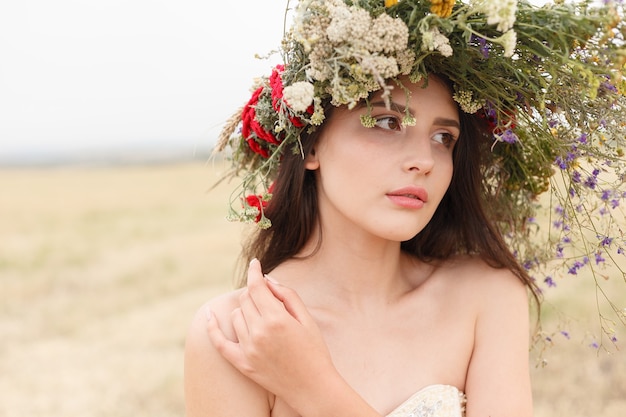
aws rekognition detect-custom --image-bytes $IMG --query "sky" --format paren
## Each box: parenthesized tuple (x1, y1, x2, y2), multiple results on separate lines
(0, 0, 557, 162)
(0, 0, 287, 161)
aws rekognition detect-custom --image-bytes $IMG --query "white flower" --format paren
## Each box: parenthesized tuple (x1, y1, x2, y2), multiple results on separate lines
(326, 1, 371, 44)
(421, 27, 453, 57)
(436, 41, 453, 58)
(498, 30, 517, 58)
(471, 0, 517, 32)
(283, 81, 315, 112)
(453, 90, 486, 114)
(360, 55, 400, 79)
(363, 13, 410, 54)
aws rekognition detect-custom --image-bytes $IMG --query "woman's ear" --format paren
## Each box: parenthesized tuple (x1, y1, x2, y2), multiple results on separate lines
(304, 148, 320, 170)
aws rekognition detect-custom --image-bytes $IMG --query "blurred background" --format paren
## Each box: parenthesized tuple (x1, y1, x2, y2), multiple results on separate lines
(1, 1, 624, 416)
(0, 0, 285, 166)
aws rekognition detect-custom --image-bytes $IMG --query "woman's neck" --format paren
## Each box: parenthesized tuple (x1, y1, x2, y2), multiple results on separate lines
(274, 227, 427, 312)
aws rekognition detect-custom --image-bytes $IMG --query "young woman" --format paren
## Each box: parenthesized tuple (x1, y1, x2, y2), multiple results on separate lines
(184, 1, 624, 416)
(185, 75, 535, 417)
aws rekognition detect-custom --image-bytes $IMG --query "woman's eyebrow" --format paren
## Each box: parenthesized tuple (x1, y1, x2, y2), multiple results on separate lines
(368, 100, 407, 113)
(366, 100, 460, 130)
(433, 117, 461, 130)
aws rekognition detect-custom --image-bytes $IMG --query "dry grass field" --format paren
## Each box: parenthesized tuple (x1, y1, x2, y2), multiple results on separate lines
(1, 162, 624, 416)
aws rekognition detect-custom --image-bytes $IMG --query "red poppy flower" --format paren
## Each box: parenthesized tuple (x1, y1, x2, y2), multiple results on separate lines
(269, 65, 311, 128)
(245, 194, 267, 223)
(244, 183, 274, 223)
(241, 65, 314, 158)
(241, 87, 278, 158)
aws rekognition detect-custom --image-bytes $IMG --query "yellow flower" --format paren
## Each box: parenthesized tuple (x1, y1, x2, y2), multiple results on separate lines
(385, 0, 398, 7)
(430, 0, 455, 18)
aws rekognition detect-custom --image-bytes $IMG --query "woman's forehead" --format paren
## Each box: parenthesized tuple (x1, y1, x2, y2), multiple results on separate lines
(367, 77, 458, 115)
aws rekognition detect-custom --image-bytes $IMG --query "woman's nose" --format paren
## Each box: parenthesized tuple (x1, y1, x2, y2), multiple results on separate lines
(403, 135, 435, 174)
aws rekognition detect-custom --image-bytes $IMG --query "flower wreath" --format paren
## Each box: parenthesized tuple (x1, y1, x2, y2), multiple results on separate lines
(214, 0, 626, 345)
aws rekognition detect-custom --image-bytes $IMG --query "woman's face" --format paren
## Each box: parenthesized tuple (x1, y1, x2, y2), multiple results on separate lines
(305, 77, 459, 242)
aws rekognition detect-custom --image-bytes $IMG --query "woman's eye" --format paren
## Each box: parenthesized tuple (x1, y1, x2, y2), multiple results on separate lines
(374, 116, 402, 131)
(432, 132, 457, 147)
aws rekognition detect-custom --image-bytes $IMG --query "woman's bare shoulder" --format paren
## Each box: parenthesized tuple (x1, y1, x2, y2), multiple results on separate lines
(432, 255, 529, 303)
(186, 288, 245, 348)
(442, 254, 524, 282)
(184, 288, 270, 417)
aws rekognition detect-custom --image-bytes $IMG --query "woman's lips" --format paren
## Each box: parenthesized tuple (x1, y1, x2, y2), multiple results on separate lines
(386, 186, 429, 209)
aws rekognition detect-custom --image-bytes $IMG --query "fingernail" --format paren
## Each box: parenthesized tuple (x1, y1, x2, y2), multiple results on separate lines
(205, 307, 213, 321)
(264, 274, 279, 284)
(249, 258, 258, 266)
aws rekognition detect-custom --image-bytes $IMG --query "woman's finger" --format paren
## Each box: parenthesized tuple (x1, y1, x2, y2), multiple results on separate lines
(206, 308, 246, 368)
(238, 288, 262, 329)
(229, 306, 251, 345)
(264, 278, 317, 327)
(246, 259, 286, 315)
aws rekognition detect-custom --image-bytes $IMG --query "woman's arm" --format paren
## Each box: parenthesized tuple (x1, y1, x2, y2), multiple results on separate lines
(205, 260, 534, 417)
(184, 294, 270, 417)
(206, 259, 383, 417)
(463, 268, 533, 417)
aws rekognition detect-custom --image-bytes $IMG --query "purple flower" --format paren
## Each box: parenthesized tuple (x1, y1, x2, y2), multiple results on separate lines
(568, 263, 580, 275)
(500, 129, 519, 143)
(599, 236, 613, 247)
(475, 36, 489, 58)
(566, 149, 577, 163)
(560, 331, 570, 339)
(578, 133, 588, 144)
(601, 190, 612, 201)
(568, 258, 588, 275)
(485, 103, 497, 119)
(590, 341, 599, 349)
(555, 156, 567, 170)
(601, 81, 618, 93)
(572, 171, 581, 183)
(595, 252, 605, 265)
(544, 276, 557, 287)
(584, 175, 597, 189)
(556, 245, 564, 258)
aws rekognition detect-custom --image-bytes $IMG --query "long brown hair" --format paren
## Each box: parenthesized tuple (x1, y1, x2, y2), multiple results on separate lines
(237, 81, 540, 303)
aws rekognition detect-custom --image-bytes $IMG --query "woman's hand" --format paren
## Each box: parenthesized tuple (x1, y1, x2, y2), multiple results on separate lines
(206, 259, 337, 408)
(206, 259, 390, 417)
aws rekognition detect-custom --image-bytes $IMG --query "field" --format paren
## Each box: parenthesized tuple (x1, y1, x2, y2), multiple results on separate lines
(1, 162, 624, 416)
